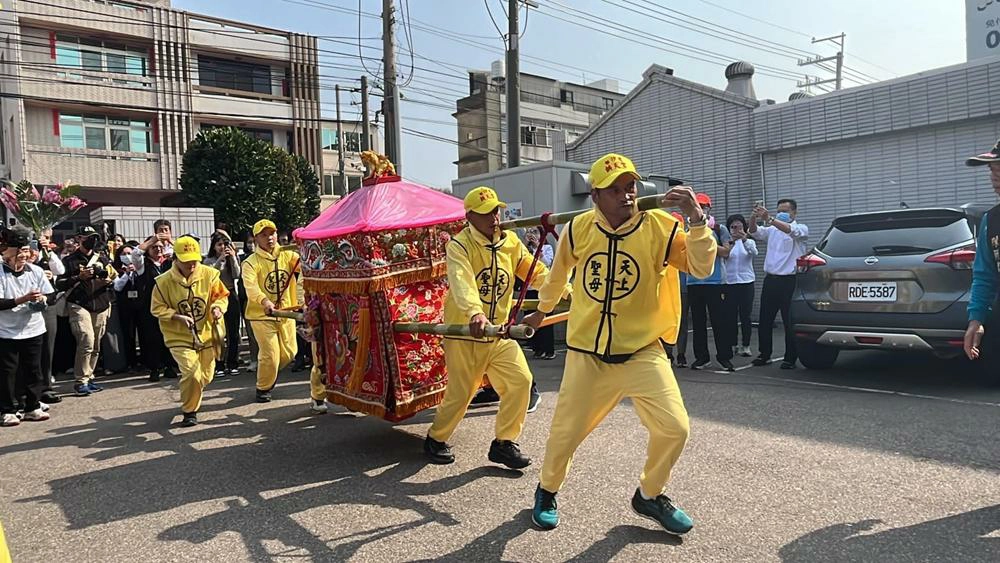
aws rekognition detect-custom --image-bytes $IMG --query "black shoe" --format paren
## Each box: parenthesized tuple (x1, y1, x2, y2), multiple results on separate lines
(40, 392, 62, 404)
(488, 439, 532, 470)
(255, 389, 272, 403)
(527, 389, 542, 414)
(751, 356, 770, 367)
(470, 387, 500, 406)
(423, 436, 455, 464)
(719, 359, 735, 372)
(630, 488, 694, 535)
(291, 359, 306, 372)
(780, 361, 796, 370)
(533, 350, 544, 359)
(689, 359, 711, 370)
(163, 367, 178, 379)
(180, 413, 198, 427)
(542, 352, 556, 360)
(675, 355, 688, 368)
(148, 370, 161, 382)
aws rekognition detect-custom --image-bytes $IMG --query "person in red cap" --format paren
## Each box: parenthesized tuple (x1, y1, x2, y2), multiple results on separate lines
(963, 138, 1000, 381)
(685, 193, 735, 371)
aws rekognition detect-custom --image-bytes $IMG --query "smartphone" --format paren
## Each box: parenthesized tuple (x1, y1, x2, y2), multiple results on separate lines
(753, 199, 764, 209)
(29, 240, 38, 251)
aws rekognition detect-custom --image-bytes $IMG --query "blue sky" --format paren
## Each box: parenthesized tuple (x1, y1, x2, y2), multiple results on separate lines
(175, 0, 966, 190)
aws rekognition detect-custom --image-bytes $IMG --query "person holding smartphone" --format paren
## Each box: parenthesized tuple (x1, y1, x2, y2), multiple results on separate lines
(205, 231, 242, 377)
(724, 214, 757, 358)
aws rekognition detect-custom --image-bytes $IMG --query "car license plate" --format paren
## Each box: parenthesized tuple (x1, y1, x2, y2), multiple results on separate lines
(847, 281, 897, 302)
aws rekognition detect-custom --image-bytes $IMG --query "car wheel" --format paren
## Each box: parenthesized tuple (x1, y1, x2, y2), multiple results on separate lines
(797, 340, 840, 370)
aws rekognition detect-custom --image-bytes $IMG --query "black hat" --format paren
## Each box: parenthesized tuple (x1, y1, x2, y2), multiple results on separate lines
(965, 139, 1000, 166)
(77, 225, 99, 237)
(2, 227, 30, 248)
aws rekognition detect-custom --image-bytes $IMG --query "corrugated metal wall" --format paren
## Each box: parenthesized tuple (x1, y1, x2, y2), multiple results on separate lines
(567, 74, 760, 221)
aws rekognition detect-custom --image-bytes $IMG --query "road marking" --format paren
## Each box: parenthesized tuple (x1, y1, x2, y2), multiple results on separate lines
(688, 365, 1000, 408)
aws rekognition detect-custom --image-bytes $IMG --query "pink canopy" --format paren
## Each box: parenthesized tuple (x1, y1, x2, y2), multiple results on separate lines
(295, 176, 465, 240)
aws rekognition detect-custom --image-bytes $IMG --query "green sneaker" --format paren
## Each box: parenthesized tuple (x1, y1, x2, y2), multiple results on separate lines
(630, 488, 693, 534)
(532, 484, 559, 530)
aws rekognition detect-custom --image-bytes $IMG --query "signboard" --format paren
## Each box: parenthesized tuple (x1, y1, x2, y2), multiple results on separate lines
(504, 201, 524, 221)
(967, 0, 1000, 61)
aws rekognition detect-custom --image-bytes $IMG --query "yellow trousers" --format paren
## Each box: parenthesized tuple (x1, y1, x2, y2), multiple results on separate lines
(170, 347, 216, 414)
(428, 338, 532, 443)
(540, 343, 690, 499)
(0, 519, 10, 563)
(250, 319, 297, 392)
(308, 342, 327, 401)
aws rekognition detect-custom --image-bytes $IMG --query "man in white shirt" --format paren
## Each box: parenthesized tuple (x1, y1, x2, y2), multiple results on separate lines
(749, 199, 809, 369)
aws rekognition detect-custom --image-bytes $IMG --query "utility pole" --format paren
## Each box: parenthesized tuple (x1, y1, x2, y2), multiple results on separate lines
(382, 0, 402, 174)
(335, 84, 346, 196)
(360, 75, 372, 179)
(797, 33, 845, 91)
(360, 75, 371, 153)
(505, 0, 521, 169)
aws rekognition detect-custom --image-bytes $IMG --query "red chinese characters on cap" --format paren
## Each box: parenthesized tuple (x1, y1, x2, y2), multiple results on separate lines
(604, 156, 627, 173)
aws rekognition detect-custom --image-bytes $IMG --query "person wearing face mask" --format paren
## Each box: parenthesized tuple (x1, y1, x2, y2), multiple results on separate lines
(56, 226, 117, 396)
(151, 236, 229, 427)
(112, 242, 142, 372)
(685, 193, 735, 372)
(724, 214, 758, 358)
(242, 219, 302, 403)
(521, 153, 715, 534)
(1, 228, 55, 426)
(204, 231, 242, 377)
(423, 187, 563, 469)
(750, 199, 809, 369)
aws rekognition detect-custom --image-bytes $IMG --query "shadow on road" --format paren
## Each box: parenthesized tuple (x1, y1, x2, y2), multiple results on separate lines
(4, 384, 528, 561)
(778, 504, 1000, 563)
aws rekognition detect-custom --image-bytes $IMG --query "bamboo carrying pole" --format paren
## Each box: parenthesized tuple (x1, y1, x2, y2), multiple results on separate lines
(393, 322, 535, 340)
(498, 194, 666, 230)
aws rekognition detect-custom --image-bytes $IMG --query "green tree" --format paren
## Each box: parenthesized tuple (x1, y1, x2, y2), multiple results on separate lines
(180, 127, 319, 237)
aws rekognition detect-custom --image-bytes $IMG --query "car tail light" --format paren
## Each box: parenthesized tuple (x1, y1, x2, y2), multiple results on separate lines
(796, 253, 826, 273)
(924, 244, 976, 270)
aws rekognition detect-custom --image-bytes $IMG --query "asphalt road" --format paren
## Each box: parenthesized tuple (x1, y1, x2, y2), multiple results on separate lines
(2, 332, 998, 562)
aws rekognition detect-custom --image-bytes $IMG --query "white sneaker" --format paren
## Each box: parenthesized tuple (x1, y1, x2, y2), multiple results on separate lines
(22, 409, 50, 422)
(2, 413, 21, 426)
(40, 402, 50, 412)
(310, 400, 328, 414)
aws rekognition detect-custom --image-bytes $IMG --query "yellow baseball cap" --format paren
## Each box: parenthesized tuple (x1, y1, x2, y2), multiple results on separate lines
(252, 219, 277, 236)
(173, 236, 202, 263)
(589, 153, 641, 189)
(463, 186, 507, 215)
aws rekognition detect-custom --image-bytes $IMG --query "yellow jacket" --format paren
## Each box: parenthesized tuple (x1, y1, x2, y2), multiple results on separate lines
(242, 247, 302, 321)
(444, 226, 560, 342)
(537, 206, 717, 362)
(150, 263, 230, 350)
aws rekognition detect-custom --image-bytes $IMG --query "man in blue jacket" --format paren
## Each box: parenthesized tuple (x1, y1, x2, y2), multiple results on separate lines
(963, 139, 1000, 377)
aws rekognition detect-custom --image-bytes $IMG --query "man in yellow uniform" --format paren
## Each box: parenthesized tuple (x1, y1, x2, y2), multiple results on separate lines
(242, 219, 302, 403)
(150, 236, 230, 427)
(424, 186, 563, 469)
(523, 153, 716, 534)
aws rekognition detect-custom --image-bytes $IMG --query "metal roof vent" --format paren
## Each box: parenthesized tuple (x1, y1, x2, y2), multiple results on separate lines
(724, 61, 756, 100)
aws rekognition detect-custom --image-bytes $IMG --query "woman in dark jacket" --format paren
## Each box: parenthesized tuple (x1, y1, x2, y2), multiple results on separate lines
(112, 242, 141, 371)
(205, 232, 242, 377)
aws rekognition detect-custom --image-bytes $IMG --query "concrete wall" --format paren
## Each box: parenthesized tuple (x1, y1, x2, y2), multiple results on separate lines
(451, 161, 592, 222)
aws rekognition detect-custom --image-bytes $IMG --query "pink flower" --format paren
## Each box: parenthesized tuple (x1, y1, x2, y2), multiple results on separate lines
(67, 196, 86, 211)
(41, 188, 63, 204)
(0, 193, 19, 213)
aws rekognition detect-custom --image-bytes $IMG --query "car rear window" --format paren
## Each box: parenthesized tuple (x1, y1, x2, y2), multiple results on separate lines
(817, 216, 973, 257)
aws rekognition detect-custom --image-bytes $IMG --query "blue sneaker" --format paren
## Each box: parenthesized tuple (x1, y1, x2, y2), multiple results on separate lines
(630, 488, 693, 534)
(74, 384, 92, 397)
(86, 382, 104, 393)
(532, 484, 559, 530)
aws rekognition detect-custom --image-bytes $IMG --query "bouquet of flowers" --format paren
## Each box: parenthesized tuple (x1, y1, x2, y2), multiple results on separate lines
(0, 179, 86, 236)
